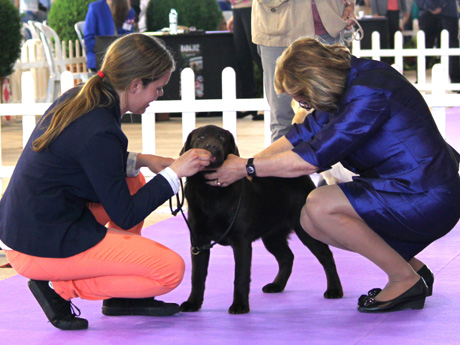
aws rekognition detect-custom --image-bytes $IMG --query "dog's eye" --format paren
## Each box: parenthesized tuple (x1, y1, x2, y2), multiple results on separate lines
(197, 135, 205, 140)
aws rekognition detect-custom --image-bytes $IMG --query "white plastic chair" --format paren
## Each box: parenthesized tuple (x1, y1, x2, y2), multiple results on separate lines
(31, 22, 67, 72)
(22, 22, 39, 40)
(29, 21, 62, 102)
(30, 21, 88, 102)
(74, 21, 86, 53)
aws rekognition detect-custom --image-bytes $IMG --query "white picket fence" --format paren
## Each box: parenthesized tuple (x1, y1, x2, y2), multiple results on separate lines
(1, 29, 460, 191)
(353, 30, 460, 93)
(8, 38, 88, 103)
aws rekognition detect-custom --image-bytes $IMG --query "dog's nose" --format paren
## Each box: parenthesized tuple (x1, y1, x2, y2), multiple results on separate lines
(205, 143, 218, 152)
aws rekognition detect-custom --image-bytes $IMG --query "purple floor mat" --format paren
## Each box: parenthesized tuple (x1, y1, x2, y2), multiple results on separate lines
(1, 108, 460, 344)
(1, 217, 460, 344)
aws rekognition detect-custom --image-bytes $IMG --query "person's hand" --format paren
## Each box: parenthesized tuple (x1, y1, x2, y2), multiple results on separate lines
(341, 0, 356, 29)
(137, 153, 174, 174)
(430, 7, 442, 14)
(402, 11, 410, 27)
(169, 149, 213, 178)
(204, 154, 247, 187)
(227, 16, 234, 32)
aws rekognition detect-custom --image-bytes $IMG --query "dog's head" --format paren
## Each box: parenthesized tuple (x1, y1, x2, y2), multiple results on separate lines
(180, 125, 240, 168)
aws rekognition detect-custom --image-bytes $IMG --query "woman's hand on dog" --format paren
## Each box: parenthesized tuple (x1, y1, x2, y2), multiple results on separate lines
(205, 154, 247, 187)
(170, 148, 214, 178)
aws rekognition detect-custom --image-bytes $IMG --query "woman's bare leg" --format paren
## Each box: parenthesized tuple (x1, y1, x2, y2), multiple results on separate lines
(409, 257, 425, 271)
(300, 185, 420, 301)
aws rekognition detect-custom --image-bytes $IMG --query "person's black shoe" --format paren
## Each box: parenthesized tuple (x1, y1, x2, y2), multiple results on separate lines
(358, 265, 434, 303)
(357, 278, 428, 313)
(102, 297, 180, 316)
(28, 280, 88, 330)
(252, 113, 264, 121)
(417, 265, 434, 296)
(358, 287, 381, 306)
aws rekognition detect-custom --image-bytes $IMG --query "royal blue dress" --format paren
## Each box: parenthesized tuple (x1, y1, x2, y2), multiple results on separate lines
(286, 56, 460, 260)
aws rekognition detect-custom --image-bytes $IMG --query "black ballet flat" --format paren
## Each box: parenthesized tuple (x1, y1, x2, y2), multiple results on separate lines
(358, 288, 381, 306)
(417, 265, 434, 296)
(357, 278, 428, 313)
(358, 265, 434, 305)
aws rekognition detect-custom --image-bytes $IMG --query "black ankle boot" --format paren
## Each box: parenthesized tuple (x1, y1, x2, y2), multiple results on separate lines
(28, 280, 88, 330)
(102, 297, 180, 316)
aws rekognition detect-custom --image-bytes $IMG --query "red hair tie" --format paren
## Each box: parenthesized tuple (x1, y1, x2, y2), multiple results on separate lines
(97, 71, 105, 78)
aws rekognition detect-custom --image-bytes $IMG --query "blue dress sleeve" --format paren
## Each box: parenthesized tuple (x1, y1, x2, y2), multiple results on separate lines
(287, 86, 390, 172)
(83, 4, 97, 70)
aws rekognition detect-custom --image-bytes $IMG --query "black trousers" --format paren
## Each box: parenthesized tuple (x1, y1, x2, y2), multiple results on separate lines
(419, 12, 460, 83)
(386, 10, 400, 49)
(232, 7, 263, 99)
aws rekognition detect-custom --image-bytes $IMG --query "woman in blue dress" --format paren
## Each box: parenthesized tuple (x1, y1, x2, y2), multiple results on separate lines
(205, 38, 460, 313)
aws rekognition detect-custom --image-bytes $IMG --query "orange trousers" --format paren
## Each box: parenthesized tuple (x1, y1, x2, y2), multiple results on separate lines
(6, 174, 185, 301)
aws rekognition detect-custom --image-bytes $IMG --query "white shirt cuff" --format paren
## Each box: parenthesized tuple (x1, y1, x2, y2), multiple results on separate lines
(159, 167, 180, 194)
(126, 152, 141, 177)
(0, 239, 12, 250)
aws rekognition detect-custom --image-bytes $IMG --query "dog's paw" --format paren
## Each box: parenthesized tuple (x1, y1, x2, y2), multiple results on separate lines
(262, 283, 285, 293)
(228, 303, 250, 314)
(323, 288, 344, 299)
(180, 301, 201, 312)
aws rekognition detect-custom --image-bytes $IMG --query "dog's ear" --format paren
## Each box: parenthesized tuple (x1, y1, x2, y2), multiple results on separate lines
(227, 131, 240, 157)
(180, 129, 196, 155)
(233, 143, 240, 157)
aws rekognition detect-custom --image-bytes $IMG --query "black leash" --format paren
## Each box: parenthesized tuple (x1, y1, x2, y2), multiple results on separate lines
(169, 179, 243, 255)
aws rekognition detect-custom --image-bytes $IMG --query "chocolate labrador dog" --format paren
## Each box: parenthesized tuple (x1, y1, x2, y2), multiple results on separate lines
(179, 125, 343, 314)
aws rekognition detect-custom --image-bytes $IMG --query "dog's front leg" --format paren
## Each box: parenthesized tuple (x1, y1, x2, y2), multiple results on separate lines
(180, 249, 211, 312)
(229, 240, 252, 314)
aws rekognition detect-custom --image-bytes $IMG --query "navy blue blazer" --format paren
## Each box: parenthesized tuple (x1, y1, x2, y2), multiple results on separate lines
(0, 88, 174, 258)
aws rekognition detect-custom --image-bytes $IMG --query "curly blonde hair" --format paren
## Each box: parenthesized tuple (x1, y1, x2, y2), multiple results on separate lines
(274, 37, 351, 112)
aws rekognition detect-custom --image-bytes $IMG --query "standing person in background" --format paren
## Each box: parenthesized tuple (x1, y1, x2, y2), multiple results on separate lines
(252, 0, 356, 142)
(84, 0, 136, 72)
(17, 0, 39, 22)
(137, 0, 149, 33)
(370, 0, 409, 51)
(217, 0, 232, 11)
(129, 0, 141, 31)
(38, 0, 51, 21)
(415, 0, 460, 84)
(227, 0, 263, 121)
(14, 0, 51, 38)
